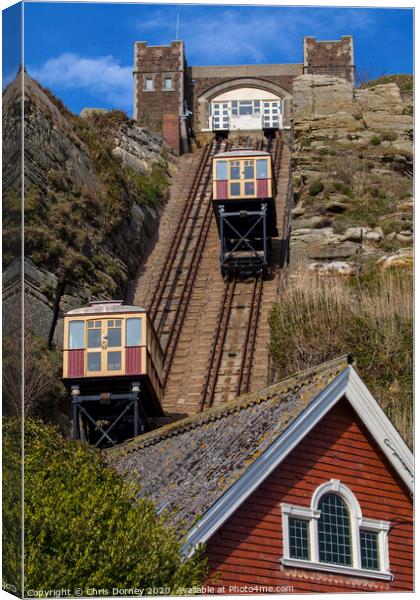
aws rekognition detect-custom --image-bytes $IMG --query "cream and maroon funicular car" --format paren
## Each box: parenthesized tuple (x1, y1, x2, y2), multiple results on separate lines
(62, 300, 163, 446)
(212, 148, 278, 277)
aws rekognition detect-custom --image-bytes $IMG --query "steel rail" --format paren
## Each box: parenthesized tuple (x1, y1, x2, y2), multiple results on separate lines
(199, 137, 265, 409)
(199, 278, 236, 411)
(162, 139, 230, 385)
(148, 141, 214, 323)
(236, 275, 264, 396)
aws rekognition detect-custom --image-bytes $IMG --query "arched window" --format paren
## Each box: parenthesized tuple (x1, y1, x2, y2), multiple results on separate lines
(281, 479, 392, 580)
(317, 493, 352, 566)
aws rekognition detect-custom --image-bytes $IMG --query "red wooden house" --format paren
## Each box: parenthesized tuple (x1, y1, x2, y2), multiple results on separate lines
(107, 355, 413, 594)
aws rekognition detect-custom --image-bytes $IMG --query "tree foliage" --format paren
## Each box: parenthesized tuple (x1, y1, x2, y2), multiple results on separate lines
(3, 419, 23, 596)
(24, 420, 207, 594)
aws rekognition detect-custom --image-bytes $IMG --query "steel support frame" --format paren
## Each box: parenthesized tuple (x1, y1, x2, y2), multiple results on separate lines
(218, 203, 269, 274)
(71, 387, 143, 447)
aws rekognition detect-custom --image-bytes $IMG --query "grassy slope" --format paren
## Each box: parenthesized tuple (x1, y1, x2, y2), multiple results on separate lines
(270, 76, 413, 446)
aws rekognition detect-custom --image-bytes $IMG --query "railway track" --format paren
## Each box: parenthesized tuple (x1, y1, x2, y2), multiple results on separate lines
(200, 274, 264, 409)
(198, 136, 283, 409)
(148, 139, 228, 347)
(133, 131, 291, 415)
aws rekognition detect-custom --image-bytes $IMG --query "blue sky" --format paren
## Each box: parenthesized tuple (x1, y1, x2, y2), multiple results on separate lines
(2, 2, 22, 87)
(20, 2, 414, 116)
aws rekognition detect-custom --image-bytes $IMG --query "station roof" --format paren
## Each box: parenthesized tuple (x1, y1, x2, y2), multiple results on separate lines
(66, 300, 146, 316)
(214, 149, 271, 159)
(105, 354, 413, 553)
(105, 356, 349, 529)
(104, 356, 413, 553)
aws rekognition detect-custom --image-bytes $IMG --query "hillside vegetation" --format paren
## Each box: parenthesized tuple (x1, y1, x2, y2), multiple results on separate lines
(269, 269, 412, 445)
(2, 73, 173, 426)
(270, 74, 413, 445)
(23, 87, 170, 299)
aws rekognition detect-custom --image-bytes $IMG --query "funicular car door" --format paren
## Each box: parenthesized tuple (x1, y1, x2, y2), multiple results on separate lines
(86, 318, 125, 376)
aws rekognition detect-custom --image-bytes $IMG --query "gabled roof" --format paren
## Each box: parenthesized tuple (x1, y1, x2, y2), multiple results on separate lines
(105, 355, 413, 555)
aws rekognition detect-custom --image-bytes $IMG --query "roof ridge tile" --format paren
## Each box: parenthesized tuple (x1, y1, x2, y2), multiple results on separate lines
(105, 354, 351, 458)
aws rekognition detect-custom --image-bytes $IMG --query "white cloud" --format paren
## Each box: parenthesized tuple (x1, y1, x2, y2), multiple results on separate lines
(134, 6, 378, 64)
(30, 53, 133, 108)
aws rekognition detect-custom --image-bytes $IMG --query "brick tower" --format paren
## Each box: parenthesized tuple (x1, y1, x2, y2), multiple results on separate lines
(133, 41, 189, 154)
(303, 36, 355, 83)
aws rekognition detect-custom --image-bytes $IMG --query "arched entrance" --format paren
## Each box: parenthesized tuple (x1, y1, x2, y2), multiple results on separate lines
(197, 78, 292, 132)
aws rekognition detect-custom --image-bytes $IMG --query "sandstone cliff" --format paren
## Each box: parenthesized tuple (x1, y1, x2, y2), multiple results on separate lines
(269, 74, 413, 444)
(290, 74, 413, 276)
(3, 72, 174, 348)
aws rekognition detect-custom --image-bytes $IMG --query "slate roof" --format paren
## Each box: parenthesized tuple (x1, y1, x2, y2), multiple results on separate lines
(105, 355, 352, 533)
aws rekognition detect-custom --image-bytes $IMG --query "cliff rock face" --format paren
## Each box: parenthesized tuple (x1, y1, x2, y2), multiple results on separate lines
(3, 72, 174, 348)
(290, 74, 413, 274)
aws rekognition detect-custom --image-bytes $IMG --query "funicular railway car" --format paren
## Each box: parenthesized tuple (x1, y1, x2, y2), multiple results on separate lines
(63, 300, 163, 447)
(212, 149, 278, 276)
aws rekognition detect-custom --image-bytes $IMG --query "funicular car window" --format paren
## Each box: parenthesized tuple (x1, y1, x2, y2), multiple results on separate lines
(107, 351, 122, 371)
(230, 161, 240, 180)
(244, 160, 254, 179)
(69, 321, 85, 349)
(216, 161, 228, 180)
(87, 353, 101, 372)
(126, 318, 142, 346)
(87, 321, 101, 348)
(108, 320, 122, 347)
(230, 182, 241, 196)
(257, 159, 268, 179)
(245, 182, 255, 195)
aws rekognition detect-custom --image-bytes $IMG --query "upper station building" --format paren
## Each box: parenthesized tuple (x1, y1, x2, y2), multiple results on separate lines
(133, 35, 355, 153)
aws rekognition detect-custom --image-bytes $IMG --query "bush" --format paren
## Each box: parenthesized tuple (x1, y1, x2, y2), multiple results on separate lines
(269, 269, 413, 447)
(333, 181, 354, 198)
(309, 179, 324, 196)
(370, 135, 381, 146)
(3, 419, 22, 595)
(24, 420, 207, 593)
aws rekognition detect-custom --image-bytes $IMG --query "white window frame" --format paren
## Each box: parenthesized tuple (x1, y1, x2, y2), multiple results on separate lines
(144, 76, 154, 92)
(281, 479, 392, 581)
(163, 76, 174, 91)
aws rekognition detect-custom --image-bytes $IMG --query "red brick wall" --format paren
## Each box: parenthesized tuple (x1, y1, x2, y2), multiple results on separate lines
(163, 113, 180, 156)
(205, 398, 413, 593)
(135, 42, 184, 132)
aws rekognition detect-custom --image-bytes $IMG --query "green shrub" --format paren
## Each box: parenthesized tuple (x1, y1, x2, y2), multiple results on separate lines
(2, 420, 22, 595)
(333, 181, 354, 198)
(309, 179, 324, 196)
(24, 419, 207, 593)
(370, 135, 381, 146)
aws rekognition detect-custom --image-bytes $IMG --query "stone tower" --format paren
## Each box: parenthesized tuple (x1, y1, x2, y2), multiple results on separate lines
(133, 41, 189, 154)
(303, 36, 355, 84)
